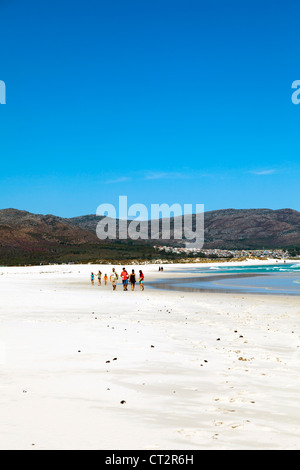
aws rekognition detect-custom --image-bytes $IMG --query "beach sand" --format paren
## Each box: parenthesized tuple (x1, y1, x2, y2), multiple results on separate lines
(0, 261, 299, 450)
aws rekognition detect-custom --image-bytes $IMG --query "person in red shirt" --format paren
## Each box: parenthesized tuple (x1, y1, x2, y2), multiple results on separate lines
(139, 270, 144, 291)
(121, 267, 129, 291)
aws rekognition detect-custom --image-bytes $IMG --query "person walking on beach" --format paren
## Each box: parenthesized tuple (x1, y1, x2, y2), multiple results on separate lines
(110, 268, 118, 291)
(121, 267, 129, 291)
(139, 270, 144, 291)
(129, 269, 136, 291)
(104, 273, 108, 285)
(91, 272, 95, 285)
(97, 270, 102, 286)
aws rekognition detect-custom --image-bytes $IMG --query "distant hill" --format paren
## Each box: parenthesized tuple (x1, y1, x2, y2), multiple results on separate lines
(71, 208, 300, 249)
(0, 208, 98, 249)
(0, 209, 99, 265)
(202, 208, 300, 249)
(0, 207, 299, 264)
(0, 209, 153, 265)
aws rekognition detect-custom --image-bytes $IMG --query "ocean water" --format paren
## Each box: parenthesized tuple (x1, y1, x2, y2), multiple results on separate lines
(172, 262, 300, 275)
(152, 263, 300, 295)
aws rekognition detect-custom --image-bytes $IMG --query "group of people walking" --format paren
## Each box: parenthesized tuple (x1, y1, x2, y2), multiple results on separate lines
(90, 267, 145, 291)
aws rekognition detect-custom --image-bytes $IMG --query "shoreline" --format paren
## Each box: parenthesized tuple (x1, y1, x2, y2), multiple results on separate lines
(148, 274, 300, 297)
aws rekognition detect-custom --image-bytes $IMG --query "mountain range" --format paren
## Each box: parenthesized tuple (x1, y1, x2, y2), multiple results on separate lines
(0, 207, 299, 264)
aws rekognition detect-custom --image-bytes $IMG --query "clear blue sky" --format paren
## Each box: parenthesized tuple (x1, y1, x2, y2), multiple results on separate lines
(0, 0, 299, 217)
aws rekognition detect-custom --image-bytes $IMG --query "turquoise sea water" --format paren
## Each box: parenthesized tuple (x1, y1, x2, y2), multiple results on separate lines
(173, 262, 300, 275)
(152, 263, 300, 295)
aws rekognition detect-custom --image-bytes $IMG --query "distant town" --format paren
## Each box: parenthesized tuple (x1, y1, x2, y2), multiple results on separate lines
(155, 246, 296, 260)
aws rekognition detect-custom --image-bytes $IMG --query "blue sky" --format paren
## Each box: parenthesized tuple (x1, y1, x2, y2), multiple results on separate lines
(0, 0, 299, 217)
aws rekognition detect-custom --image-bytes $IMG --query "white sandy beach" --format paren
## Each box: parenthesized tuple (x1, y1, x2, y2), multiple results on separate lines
(0, 260, 299, 450)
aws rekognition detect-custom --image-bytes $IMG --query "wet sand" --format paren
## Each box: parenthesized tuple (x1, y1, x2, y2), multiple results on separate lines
(148, 273, 266, 294)
(148, 272, 300, 295)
